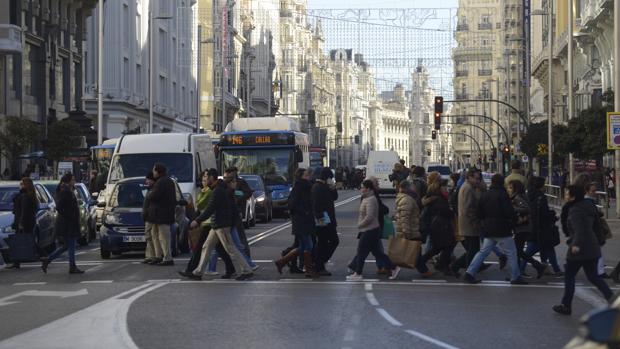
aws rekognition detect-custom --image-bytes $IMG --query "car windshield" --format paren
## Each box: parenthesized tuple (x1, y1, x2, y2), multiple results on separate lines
(109, 182, 147, 209)
(428, 166, 451, 176)
(242, 177, 263, 191)
(221, 148, 294, 186)
(0, 188, 19, 211)
(109, 153, 193, 183)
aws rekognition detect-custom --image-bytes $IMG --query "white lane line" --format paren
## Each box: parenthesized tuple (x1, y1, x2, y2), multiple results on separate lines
(343, 329, 356, 342)
(80, 280, 114, 284)
(366, 292, 379, 306)
(364, 282, 373, 291)
(75, 252, 87, 256)
(12, 282, 46, 286)
(147, 279, 181, 283)
(405, 330, 461, 349)
(411, 279, 448, 283)
(575, 287, 610, 308)
(376, 308, 402, 326)
(252, 260, 273, 263)
(89, 247, 101, 251)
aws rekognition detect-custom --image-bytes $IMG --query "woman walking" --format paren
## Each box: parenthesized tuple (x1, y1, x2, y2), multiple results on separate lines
(41, 173, 83, 274)
(347, 180, 396, 281)
(5, 177, 38, 269)
(275, 168, 317, 277)
(553, 185, 614, 315)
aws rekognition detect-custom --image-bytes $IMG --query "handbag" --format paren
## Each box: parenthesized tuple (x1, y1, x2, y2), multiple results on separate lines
(7, 233, 38, 263)
(387, 234, 421, 269)
(381, 215, 395, 239)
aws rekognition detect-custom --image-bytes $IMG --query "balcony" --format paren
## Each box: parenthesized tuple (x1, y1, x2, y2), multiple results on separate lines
(478, 22, 493, 30)
(478, 69, 492, 76)
(454, 93, 469, 100)
(455, 70, 468, 77)
(456, 24, 469, 32)
(452, 46, 493, 59)
(0, 24, 22, 54)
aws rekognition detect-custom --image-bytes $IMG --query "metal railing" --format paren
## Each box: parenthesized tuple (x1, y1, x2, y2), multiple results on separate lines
(544, 184, 609, 218)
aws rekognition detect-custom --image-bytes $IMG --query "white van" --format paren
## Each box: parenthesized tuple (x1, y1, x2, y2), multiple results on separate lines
(107, 133, 216, 205)
(365, 151, 401, 194)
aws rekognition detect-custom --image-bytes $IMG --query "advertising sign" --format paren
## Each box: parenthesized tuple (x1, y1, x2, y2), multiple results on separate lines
(607, 112, 620, 150)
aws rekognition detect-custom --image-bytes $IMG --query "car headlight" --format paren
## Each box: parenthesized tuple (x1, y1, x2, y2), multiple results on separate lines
(256, 195, 265, 202)
(104, 214, 120, 225)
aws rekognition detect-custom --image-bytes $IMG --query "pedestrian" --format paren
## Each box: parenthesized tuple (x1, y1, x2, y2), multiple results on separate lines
(508, 180, 546, 279)
(450, 169, 483, 275)
(191, 169, 254, 281)
(389, 162, 408, 189)
(275, 168, 318, 277)
(88, 170, 99, 194)
(584, 182, 609, 279)
(504, 160, 527, 188)
(145, 163, 177, 266)
(346, 180, 397, 281)
(228, 167, 253, 257)
(141, 171, 157, 264)
(448, 173, 460, 214)
(179, 170, 236, 279)
(463, 173, 528, 285)
(312, 167, 339, 276)
(552, 185, 614, 315)
(410, 166, 427, 198)
(5, 177, 38, 269)
(41, 174, 83, 274)
(417, 179, 457, 276)
(523, 176, 563, 276)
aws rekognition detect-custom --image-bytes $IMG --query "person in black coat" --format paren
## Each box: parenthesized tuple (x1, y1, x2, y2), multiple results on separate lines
(6, 177, 38, 269)
(312, 167, 339, 276)
(146, 163, 177, 265)
(42, 173, 83, 274)
(553, 185, 614, 315)
(464, 174, 527, 285)
(275, 168, 318, 277)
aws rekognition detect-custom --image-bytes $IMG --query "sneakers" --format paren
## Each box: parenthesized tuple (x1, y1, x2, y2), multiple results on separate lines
(388, 266, 401, 280)
(463, 273, 481, 284)
(235, 273, 254, 281)
(552, 304, 571, 315)
(346, 273, 363, 282)
(510, 277, 528, 285)
(251, 264, 260, 272)
(499, 255, 507, 270)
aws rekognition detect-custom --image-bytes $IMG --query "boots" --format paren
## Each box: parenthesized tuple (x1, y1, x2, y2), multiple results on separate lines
(611, 262, 620, 283)
(275, 249, 299, 274)
(303, 251, 319, 278)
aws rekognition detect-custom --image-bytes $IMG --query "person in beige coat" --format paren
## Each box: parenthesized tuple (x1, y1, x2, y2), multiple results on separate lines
(395, 180, 421, 240)
(450, 169, 483, 274)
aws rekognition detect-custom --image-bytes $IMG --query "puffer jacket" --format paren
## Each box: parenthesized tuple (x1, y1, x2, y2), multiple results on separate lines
(395, 191, 420, 240)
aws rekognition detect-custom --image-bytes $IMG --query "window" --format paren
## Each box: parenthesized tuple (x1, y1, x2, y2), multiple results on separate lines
(136, 65, 142, 95)
(136, 13, 142, 46)
(159, 76, 167, 105)
(123, 58, 130, 89)
(173, 82, 177, 107)
(159, 29, 168, 69)
(123, 4, 130, 49)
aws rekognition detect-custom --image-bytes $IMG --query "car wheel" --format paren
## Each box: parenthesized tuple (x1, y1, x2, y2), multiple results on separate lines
(100, 249, 111, 259)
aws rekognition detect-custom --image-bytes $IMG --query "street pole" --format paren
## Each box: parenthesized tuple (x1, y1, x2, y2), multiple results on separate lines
(568, 0, 575, 184)
(547, 0, 553, 183)
(614, 0, 620, 218)
(196, 25, 202, 132)
(97, 0, 104, 144)
(148, 9, 154, 134)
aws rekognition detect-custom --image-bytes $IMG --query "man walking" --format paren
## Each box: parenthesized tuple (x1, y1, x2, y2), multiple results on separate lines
(451, 169, 483, 275)
(312, 167, 339, 276)
(464, 174, 527, 285)
(146, 163, 177, 266)
(228, 167, 253, 257)
(142, 172, 157, 264)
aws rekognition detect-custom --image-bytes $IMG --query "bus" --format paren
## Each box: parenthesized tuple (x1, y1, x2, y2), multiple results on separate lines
(89, 139, 117, 193)
(218, 117, 309, 214)
(309, 146, 327, 173)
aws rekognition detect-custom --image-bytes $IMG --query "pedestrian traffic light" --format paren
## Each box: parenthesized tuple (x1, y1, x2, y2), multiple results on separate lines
(336, 121, 342, 133)
(431, 130, 437, 140)
(434, 112, 441, 130)
(308, 109, 316, 125)
(434, 96, 444, 114)
(354, 135, 360, 144)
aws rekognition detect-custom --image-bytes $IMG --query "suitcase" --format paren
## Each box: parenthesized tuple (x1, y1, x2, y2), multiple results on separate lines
(8, 233, 38, 263)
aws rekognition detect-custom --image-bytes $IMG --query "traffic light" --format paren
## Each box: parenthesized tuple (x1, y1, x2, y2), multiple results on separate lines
(502, 145, 511, 155)
(431, 130, 437, 140)
(434, 96, 444, 114)
(336, 121, 343, 133)
(354, 135, 360, 144)
(434, 112, 441, 130)
(308, 109, 316, 125)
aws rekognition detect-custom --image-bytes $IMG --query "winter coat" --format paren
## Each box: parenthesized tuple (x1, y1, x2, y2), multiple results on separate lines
(458, 181, 482, 237)
(510, 193, 530, 236)
(55, 184, 81, 241)
(566, 199, 602, 261)
(146, 175, 177, 225)
(311, 180, 338, 227)
(195, 188, 213, 228)
(527, 190, 557, 246)
(477, 184, 516, 238)
(233, 177, 253, 214)
(358, 191, 380, 232)
(395, 191, 420, 240)
(423, 193, 455, 248)
(12, 190, 37, 234)
(195, 180, 234, 229)
(288, 179, 314, 236)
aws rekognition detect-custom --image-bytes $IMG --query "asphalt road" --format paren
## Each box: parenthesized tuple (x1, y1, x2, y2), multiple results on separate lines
(0, 189, 618, 349)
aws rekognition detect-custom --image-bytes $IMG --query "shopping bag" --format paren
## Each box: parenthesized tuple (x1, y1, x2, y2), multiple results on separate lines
(7, 233, 38, 263)
(387, 234, 421, 269)
(381, 215, 395, 239)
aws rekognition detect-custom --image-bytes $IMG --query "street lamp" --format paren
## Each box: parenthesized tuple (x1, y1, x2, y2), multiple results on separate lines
(148, 10, 173, 134)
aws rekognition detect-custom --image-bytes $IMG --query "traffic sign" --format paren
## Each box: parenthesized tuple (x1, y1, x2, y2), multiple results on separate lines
(607, 112, 620, 150)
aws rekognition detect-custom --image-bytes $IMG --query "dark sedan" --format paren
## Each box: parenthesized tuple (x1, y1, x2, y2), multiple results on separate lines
(240, 174, 273, 223)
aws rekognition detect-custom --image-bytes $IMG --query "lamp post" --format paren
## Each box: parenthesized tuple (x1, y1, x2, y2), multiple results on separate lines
(615, 0, 620, 218)
(97, 0, 104, 144)
(148, 9, 173, 134)
(568, 0, 575, 183)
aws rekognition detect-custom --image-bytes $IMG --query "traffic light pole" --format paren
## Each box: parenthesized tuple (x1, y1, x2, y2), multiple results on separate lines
(445, 99, 529, 132)
(440, 132, 483, 161)
(442, 121, 496, 150)
(444, 114, 510, 146)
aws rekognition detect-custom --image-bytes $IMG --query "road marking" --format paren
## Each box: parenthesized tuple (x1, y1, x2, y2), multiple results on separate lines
(0, 289, 88, 307)
(364, 282, 373, 291)
(366, 292, 379, 306)
(376, 308, 402, 326)
(12, 282, 46, 286)
(146, 279, 181, 283)
(411, 279, 448, 283)
(405, 330, 461, 349)
(81, 280, 114, 284)
(89, 247, 101, 251)
(343, 329, 356, 342)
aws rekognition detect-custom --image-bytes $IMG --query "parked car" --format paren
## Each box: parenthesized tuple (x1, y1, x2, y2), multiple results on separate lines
(97, 177, 188, 259)
(0, 182, 57, 262)
(38, 181, 96, 246)
(240, 174, 272, 223)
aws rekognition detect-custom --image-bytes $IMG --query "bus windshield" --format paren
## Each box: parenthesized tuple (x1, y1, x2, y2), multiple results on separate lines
(221, 148, 294, 186)
(109, 153, 193, 183)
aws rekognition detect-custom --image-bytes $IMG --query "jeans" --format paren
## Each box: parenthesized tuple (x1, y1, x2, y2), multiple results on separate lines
(466, 237, 520, 281)
(352, 228, 393, 275)
(561, 259, 613, 307)
(48, 238, 77, 266)
(315, 225, 339, 272)
(194, 227, 252, 275)
(514, 233, 543, 271)
(0, 232, 7, 265)
(522, 241, 561, 273)
(452, 236, 481, 271)
(597, 257, 605, 276)
(151, 224, 172, 262)
(208, 226, 255, 271)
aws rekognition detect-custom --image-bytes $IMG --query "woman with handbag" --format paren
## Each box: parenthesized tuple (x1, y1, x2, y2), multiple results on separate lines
(346, 180, 396, 281)
(41, 173, 83, 274)
(5, 177, 38, 269)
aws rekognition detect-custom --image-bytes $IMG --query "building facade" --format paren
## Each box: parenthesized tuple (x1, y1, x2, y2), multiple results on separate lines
(380, 84, 410, 166)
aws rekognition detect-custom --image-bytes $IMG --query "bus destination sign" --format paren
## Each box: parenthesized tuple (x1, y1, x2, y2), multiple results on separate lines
(220, 133, 295, 146)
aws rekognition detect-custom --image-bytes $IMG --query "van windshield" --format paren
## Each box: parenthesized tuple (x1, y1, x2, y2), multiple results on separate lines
(109, 153, 193, 183)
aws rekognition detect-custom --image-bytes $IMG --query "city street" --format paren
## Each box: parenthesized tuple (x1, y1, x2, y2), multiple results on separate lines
(0, 189, 617, 349)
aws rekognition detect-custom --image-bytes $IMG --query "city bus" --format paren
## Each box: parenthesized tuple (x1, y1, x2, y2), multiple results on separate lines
(218, 117, 309, 215)
(309, 146, 327, 173)
(89, 139, 117, 193)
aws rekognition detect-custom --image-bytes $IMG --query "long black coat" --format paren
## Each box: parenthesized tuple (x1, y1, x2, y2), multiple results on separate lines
(566, 199, 601, 261)
(424, 194, 455, 248)
(311, 180, 338, 228)
(289, 179, 314, 236)
(478, 184, 516, 238)
(55, 184, 81, 241)
(13, 191, 37, 234)
(528, 190, 557, 246)
(146, 176, 177, 225)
